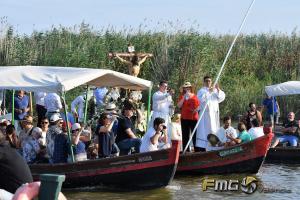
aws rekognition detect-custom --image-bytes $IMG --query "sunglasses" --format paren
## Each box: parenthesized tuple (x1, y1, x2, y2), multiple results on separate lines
(72, 129, 80, 132)
(41, 121, 49, 124)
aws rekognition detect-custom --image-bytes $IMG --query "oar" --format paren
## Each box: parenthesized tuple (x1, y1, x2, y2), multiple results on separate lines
(183, 0, 257, 154)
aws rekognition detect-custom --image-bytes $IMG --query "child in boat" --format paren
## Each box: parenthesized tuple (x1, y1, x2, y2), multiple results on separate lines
(226, 122, 252, 144)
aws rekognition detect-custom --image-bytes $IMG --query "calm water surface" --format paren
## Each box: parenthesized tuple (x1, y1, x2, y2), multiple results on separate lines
(65, 164, 300, 200)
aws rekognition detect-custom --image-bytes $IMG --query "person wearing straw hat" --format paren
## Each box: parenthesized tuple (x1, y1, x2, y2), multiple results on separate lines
(177, 81, 200, 152)
(196, 75, 225, 151)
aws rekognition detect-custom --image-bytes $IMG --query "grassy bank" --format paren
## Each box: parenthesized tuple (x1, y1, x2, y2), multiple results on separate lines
(1, 23, 300, 119)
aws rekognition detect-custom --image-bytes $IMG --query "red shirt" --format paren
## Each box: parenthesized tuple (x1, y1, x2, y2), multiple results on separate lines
(178, 94, 200, 120)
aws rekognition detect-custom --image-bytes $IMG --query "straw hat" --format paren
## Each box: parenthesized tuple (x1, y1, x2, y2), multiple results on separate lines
(182, 82, 192, 88)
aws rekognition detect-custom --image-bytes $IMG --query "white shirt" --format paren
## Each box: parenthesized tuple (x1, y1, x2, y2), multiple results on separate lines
(44, 93, 62, 112)
(71, 95, 85, 122)
(34, 92, 47, 106)
(0, 90, 3, 107)
(216, 126, 237, 143)
(248, 127, 264, 139)
(140, 127, 159, 153)
(152, 91, 172, 115)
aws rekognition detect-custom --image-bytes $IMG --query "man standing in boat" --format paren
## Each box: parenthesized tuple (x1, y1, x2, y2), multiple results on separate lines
(196, 76, 225, 151)
(150, 81, 174, 145)
(243, 102, 263, 130)
(262, 95, 280, 126)
(44, 92, 63, 120)
(14, 90, 30, 134)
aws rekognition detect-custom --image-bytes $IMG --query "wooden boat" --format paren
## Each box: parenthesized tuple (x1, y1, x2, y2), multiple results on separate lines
(263, 81, 300, 163)
(264, 125, 300, 164)
(177, 130, 273, 175)
(265, 146, 300, 164)
(30, 140, 180, 189)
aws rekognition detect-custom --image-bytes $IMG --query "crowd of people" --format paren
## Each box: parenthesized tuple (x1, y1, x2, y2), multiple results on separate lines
(0, 75, 298, 167)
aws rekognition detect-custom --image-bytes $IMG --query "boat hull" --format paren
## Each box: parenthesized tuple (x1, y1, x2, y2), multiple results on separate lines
(177, 133, 273, 175)
(265, 147, 300, 164)
(30, 141, 180, 189)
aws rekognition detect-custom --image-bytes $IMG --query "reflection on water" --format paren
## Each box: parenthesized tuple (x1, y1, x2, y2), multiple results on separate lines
(65, 164, 300, 200)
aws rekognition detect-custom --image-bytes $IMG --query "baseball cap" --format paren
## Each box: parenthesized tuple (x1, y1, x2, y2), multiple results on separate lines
(50, 113, 62, 122)
(71, 123, 81, 131)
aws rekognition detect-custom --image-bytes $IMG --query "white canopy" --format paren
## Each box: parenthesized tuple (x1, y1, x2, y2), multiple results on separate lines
(265, 81, 300, 97)
(0, 66, 152, 93)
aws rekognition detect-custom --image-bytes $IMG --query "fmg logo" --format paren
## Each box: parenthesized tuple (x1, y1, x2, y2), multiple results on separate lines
(202, 177, 258, 194)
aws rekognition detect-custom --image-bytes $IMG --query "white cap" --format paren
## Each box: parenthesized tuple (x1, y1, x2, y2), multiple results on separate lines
(71, 123, 81, 131)
(105, 103, 116, 111)
(0, 118, 8, 124)
(50, 113, 62, 122)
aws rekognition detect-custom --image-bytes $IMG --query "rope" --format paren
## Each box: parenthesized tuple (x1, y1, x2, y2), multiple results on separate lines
(183, 0, 257, 154)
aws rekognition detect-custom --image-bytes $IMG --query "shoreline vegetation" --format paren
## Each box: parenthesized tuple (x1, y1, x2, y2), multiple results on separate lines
(1, 22, 300, 119)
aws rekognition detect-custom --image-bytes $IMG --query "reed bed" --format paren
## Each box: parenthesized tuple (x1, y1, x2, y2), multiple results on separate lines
(1, 21, 300, 119)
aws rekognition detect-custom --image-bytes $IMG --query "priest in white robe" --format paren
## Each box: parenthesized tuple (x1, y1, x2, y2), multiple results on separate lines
(196, 76, 225, 151)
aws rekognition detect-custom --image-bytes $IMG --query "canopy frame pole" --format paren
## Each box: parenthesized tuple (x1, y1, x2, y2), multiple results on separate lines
(12, 90, 15, 126)
(83, 85, 89, 125)
(272, 97, 274, 127)
(183, 0, 256, 154)
(146, 86, 152, 129)
(61, 91, 75, 163)
(29, 92, 33, 116)
(3, 90, 6, 115)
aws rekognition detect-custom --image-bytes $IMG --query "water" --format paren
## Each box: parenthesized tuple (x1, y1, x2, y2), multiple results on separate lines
(64, 164, 300, 200)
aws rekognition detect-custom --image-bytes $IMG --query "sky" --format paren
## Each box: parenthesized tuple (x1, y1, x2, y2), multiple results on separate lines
(0, 0, 300, 35)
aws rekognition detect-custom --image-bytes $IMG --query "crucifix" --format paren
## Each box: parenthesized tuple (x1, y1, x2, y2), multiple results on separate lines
(108, 43, 153, 77)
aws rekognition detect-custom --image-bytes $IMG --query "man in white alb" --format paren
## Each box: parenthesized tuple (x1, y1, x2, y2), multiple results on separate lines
(196, 76, 225, 151)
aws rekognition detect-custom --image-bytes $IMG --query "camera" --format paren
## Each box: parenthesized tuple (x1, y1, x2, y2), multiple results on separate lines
(162, 125, 167, 129)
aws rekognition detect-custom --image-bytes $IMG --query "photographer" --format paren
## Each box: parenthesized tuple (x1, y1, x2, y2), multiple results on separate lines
(140, 117, 168, 153)
(149, 81, 174, 145)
